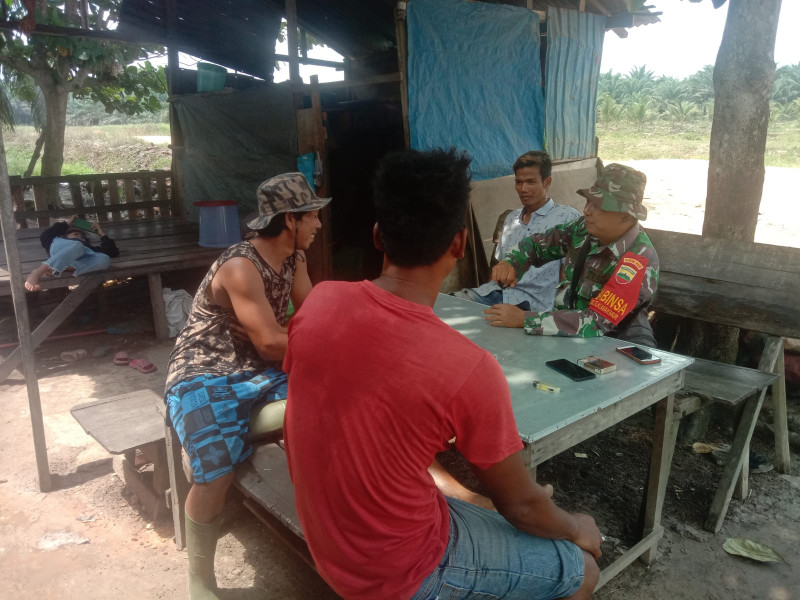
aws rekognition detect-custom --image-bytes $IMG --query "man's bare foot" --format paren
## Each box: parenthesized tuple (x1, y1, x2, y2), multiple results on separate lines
(25, 264, 52, 291)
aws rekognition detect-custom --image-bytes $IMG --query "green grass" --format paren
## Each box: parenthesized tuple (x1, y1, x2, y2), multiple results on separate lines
(2, 124, 172, 176)
(597, 119, 800, 167)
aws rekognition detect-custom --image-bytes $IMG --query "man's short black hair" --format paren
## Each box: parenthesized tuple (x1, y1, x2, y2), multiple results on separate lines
(373, 148, 472, 267)
(513, 150, 552, 180)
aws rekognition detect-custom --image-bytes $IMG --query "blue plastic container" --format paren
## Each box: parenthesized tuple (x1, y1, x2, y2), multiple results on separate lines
(194, 201, 241, 248)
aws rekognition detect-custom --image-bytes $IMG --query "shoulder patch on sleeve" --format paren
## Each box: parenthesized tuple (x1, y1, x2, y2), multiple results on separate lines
(588, 252, 649, 324)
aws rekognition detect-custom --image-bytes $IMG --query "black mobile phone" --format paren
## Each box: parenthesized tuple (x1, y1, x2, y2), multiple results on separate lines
(616, 345, 661, 365)
(545, 359, 596, 382)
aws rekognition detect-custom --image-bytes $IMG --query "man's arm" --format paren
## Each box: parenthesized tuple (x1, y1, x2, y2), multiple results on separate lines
(491, 222, 573, 288)
(290, 250, 313, 312)
(428, 459, 495, 511)
(472, 451, 602, 558)
(216, 257, 288, 360)
(523, 257, 659, 338)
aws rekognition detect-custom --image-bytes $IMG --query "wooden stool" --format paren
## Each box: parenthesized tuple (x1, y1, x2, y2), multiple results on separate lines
(71, 390, 170, 522)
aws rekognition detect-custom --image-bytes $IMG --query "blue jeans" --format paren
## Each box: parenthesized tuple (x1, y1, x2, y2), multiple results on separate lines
(451, 288, 531, 312)
(410, 498, 584, 600)
(46, 237, 111, 277)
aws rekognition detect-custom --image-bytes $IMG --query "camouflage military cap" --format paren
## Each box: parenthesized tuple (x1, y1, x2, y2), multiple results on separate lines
(247, 172, 331, 230)
(577, 163, 648, 221)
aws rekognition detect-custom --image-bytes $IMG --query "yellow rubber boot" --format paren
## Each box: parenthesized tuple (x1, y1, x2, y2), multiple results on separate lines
(186, 513, 221, 600)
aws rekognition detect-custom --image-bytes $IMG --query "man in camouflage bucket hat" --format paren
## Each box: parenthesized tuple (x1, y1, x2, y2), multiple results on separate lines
(485, 162, 660, 347)
(165, 172, 329, 599)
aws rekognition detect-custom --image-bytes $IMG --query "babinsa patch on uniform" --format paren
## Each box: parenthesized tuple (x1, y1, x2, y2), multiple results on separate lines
(588, 252, 648, 324)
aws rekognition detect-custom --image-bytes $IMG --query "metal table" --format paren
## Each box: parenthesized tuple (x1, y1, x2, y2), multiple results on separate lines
(433, 293, 694, 587)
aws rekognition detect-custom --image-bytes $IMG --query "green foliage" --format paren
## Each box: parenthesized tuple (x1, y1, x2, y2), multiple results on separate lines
(72, 60, 167, 116)
(598, 63, 800, 127)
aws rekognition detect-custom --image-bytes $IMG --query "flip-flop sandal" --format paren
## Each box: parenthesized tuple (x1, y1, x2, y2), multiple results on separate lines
(61, 349, 88, 363)
(113, 351, 130, 366)
(129, 358, 157, 374)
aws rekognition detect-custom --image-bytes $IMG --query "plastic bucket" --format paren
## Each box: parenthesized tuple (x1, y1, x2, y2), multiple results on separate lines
(196, 62, 227, 93)
(194, 201, 241, 248)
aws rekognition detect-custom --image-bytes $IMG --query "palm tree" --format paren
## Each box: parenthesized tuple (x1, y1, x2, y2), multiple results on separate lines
(596, 94, 623, 123)
(668, 100, 699, 123)
(627, 100, 653, 128)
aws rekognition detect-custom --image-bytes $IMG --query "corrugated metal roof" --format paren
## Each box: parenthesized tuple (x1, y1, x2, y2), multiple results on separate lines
(544, 7, 606, 159)
(118, 0, 660, 77)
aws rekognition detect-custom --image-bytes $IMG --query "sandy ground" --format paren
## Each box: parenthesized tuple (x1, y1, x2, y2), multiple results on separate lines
(618, 159, 800, 249)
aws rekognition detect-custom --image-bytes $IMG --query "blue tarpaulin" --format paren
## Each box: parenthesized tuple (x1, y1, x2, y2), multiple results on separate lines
(407, 0, 544, 181)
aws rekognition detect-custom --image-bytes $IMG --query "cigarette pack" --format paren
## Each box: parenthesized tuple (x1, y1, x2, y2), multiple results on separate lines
(577, 356, 616, 375)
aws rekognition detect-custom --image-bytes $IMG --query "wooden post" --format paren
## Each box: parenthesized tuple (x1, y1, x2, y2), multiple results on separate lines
(164, 0, 185, 218)
(309, 75, 332, 282)
(285, 0, 301, 84)
(92, 179, 107, 221)
(394, 1, 411, 149)
(32, 184, 49, 227)
(11, 184, 26, 228)
(0, 129, 52, 492)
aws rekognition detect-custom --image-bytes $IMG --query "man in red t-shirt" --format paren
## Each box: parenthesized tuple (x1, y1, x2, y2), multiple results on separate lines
(284, 149, 601, 600)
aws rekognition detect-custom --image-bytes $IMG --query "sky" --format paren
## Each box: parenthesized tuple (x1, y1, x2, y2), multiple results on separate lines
(600, 0, 799, 78)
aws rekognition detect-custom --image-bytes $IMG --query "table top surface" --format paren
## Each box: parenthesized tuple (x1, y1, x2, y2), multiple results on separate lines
(433, 293, 694, 443)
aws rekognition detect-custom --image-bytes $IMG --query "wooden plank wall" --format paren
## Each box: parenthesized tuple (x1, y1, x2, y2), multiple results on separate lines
(647, 228, 800, 338)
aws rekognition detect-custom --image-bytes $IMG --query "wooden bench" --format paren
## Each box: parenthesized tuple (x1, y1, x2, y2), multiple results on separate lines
(648, 229, 799, 532)
(0, 217, 225, 382)
(71, 390, 172, 522)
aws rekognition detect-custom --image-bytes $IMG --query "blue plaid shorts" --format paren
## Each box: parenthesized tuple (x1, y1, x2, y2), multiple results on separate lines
(165, 369, 288, 483)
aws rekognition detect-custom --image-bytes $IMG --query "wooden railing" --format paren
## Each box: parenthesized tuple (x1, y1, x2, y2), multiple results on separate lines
(10, 170, 179, 228)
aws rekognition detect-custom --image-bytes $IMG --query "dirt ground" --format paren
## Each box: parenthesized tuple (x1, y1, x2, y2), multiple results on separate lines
(2, 161, 799, 599)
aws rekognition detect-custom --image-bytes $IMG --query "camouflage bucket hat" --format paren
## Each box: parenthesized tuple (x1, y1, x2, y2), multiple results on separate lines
(246, 172, 332, 230)
(577, 163, 648, 221)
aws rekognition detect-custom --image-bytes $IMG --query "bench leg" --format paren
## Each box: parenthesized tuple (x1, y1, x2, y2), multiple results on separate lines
(165, 421, 190, 549)
(772, 346, 791, 474)
(704, 389, 767, 533)
(641, 393, 679, 565)
(147, 273, 170, 341)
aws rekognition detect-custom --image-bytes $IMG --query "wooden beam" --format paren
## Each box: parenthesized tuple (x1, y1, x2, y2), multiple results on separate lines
(613, 28, 629, 38)
(0, 19, 163, 44)
(579, 0, 587, 12)
(285, 0, 301, 84)
(274, 54, 344, 70)
(588, 0, 611, 16)
(0, 129, 51, 492)
(291, 72, 402, 94)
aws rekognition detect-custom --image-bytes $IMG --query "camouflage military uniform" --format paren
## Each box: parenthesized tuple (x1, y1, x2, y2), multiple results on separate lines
(500, 163, 659, 346)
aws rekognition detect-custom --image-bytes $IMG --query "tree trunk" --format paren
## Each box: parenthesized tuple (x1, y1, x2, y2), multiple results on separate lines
(40, 87, 68, 178)
(703, 0, 781, 241)
(678, 0, 781, 442)
(39, 86, 69, 208)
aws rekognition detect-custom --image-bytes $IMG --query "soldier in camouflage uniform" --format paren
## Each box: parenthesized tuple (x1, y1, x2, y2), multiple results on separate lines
(485, 163, 659, 347)
(165, 173, 330, 600)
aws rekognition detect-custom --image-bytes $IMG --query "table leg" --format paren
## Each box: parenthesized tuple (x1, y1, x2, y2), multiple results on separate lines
(147, 273, 170, 341)
(641, 393, 678, 565)
(773, 346, 791, 474)
(521, 443, 536, 481)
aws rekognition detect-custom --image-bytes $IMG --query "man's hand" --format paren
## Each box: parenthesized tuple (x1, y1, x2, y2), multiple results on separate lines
(571, 513, 603, 559)
(66, 215, 77, 225)
(491, 260, 517, 288)
(484, 304, 525, 328)
(92, 223, 105, 237)
(228, 317, 250, 342)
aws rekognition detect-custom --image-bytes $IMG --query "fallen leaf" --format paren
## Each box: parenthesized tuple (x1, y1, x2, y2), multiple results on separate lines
(723, 538, 787, 564)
